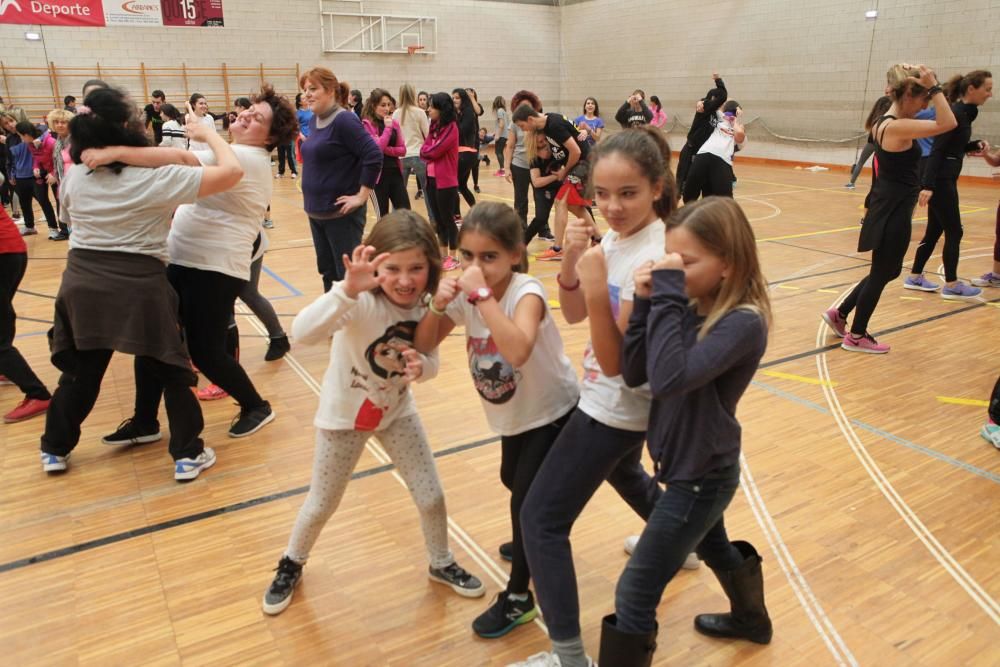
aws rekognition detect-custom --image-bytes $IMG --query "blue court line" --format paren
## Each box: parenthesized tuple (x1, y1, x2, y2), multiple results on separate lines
(262, 265, 302, 297)
(752, 380, 1000, 485)
(14, 330, 48, 340)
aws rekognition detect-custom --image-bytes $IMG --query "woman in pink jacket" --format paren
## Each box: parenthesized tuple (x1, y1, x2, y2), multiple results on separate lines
(362, 88, 410, 217)
(420, 92, 460, 270)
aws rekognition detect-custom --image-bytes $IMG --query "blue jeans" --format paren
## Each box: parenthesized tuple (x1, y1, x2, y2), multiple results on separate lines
(308, 206, 366, 292)
(614, 463, 743, 634)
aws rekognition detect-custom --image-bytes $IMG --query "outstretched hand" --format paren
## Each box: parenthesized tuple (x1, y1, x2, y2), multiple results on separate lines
(342, 245, 390, 298)
(400, 347, 424, 384)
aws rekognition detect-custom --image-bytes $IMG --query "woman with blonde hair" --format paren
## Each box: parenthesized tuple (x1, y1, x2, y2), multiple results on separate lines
(394, 84, 432, 215)
(822, 64, 957, 353)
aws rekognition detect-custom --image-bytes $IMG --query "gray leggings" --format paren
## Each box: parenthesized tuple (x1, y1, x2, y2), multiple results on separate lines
(285, 414, 455, 568)
(849, 142, 876, 185)
(235, 255, 284, 338)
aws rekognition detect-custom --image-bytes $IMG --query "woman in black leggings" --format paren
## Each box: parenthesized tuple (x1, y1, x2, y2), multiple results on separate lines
(452, 88, 478, 211)
(822, 64, 956, 354)
(903, 69, 992, 300)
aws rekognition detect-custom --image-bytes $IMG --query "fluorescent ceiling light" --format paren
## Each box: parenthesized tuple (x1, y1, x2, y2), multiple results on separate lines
(865, 9, 878, 19)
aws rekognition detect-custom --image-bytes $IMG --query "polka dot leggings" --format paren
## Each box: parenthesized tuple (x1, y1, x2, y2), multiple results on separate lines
(285, 414, 454, 569)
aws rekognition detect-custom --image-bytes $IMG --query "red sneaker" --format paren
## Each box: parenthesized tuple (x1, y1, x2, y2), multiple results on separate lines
(197, 384, 229, 401)
(4, 397, 50, 423)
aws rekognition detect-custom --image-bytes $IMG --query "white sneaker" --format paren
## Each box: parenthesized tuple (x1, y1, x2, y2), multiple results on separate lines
(174, 447, 216, 481)
(41, 451, 69, 472)
(507, 652, 595, 667)
(47, 229, 60, 240)
(623, 535, 701, 570)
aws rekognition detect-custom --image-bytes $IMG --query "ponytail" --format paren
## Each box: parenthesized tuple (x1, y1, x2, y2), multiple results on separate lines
(299, 67, 352, 107)
(944, 70, 993, 103)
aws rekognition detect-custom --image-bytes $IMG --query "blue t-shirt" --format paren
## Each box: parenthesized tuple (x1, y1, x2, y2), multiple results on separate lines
(574, 115, 604, 145)
(297, 109, 315, 138)
(914, 108, 935, 157)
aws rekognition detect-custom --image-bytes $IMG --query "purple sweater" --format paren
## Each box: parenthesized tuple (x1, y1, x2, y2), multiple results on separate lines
(301, 109, 382, 216)
(622, 270, 767, 483)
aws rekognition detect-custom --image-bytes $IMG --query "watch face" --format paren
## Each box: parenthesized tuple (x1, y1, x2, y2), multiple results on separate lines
(477, 287, 491, 299)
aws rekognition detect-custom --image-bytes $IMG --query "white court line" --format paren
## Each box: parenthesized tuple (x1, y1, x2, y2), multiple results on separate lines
(739, 455, 857, 666)
(738, 196, 783, 223)
(237, 305, 547, 633)
(816, 292, 1000, 624)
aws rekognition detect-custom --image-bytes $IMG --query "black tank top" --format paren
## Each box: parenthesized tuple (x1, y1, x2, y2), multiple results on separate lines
(872, 115, 921, 188)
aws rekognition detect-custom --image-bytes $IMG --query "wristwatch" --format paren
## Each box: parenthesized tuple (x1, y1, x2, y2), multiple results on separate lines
(467, 286, 494, 305)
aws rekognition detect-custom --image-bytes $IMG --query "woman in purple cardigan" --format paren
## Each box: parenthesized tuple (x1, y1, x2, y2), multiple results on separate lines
(361, 87, 410, 216)
(299, 67, 382, 292)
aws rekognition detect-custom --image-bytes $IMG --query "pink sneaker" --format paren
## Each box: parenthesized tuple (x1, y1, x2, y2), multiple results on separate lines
(494, 169, 505, 177)
(841, 333, 890, 354)
(442, 256, 461, 272)
(197, 383, 229, 401)
(821, 308, 848, 337)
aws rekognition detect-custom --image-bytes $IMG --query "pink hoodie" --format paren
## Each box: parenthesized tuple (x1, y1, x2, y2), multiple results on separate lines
(420, 121, 459, 189)
(362, 117, 406, 183)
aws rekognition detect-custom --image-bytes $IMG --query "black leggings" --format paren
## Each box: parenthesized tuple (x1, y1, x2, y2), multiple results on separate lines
(495, 137, 507, 170)
(374, 164, 411, 217)
(13, 178, 61, 231)
(525, 186, 558, 244)
(682, 153, 734, 203)
(910, 178, 962, 282)
(457, 152, 477, 208)
(510, 164, 531, 225)
(675, 142, 695, 192)
(277, 142, 297, 175)
(839, 213, 912, 335)
(425, 177, 459, 251)
(134, 265, 266, 421)
(500, 409, 571, 594)
(42, 349, 203, 460)
(0, 253, 49, 400)
(990, 376, 1000, 424)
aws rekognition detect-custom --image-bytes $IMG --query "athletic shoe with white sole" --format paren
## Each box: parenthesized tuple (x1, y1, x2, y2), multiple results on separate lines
(941, 282, 982, 301)
(102, 418, 162, 446)
(228, 402, 275, 438)
(902, 275, 939, 292)
(506, 652, 595, 667)
(262, 556, 304, 615)
(428, 562, 485, 598)
(981, 422, 1000, 449)
(41, 451, 69, 473)
(174, 447, 216, 481)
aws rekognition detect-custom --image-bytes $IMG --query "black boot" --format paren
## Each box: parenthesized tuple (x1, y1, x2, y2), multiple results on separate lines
(598, 614, 657, 667)
(694, 540, 772, 644)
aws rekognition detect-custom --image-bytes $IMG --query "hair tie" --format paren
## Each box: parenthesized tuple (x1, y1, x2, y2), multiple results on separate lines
(76, 105, 92, 116)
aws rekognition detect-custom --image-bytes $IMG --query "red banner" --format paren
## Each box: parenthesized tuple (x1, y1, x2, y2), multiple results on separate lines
(160, 0, 222, 27)
(0, 0, 107, 26)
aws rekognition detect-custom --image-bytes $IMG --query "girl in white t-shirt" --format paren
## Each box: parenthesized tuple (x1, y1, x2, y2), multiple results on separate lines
(415, 201, 579, 640)
(510, 127, 680, 667)
(261, 210, 484, 616)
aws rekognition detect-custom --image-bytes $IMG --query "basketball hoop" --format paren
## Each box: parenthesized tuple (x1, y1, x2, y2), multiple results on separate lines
(406, 45, 425, 55)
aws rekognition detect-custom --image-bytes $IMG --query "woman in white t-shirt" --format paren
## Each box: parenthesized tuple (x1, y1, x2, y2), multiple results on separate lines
(185, 93, 218, 151)
(260, 210, 485, 616)
(682, 100, 745, 202)
(393, 84, 432, 222)
(510, 128, 683, 667)
(84, 86, 300, 440)
(415, 201, 579, 641)
(42, 87, 243, 481)
(158, 103, 186, 149)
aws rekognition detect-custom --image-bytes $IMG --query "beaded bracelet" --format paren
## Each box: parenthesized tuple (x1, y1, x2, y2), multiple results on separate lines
(556, 273, 581, 291)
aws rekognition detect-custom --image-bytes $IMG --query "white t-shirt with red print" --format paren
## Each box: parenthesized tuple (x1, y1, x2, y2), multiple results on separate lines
(291, 283, 439, 432)
(577, 219, 665, 432)
(446, 273, 579, 437)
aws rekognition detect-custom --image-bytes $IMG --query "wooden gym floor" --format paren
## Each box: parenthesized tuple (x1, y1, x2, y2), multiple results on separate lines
(0, 160, 998, 666)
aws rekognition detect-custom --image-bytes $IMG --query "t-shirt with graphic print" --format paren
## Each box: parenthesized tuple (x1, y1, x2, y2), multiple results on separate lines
(577, 219, 665, 432)
(542, 113, 590, 164)
(291, 283, 440, 432)
(446, 272, 579, 437)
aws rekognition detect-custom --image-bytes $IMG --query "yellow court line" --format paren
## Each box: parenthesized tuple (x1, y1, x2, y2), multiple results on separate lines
(776, 284, 801, 290)
(761, 370, 838, 387)
(900, 296, 923, 301)
(816, 289, 840, 294)
(757, 225, 859, 243)
(936, 396, 990, 407)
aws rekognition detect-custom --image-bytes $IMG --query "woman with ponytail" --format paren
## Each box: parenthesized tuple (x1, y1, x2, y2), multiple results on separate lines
(902, 69, 992, 300)
(299, 67, 382, 292)
(511, 127, 680, 667)
(822, 64, 957, 354)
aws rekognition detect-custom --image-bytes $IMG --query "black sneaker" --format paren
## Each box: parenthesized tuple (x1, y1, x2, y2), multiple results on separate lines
(101, 418, 162, 446)
(498, 541, 513, 562)
(472, 590, 538, 638)
(265, 335, 290, 362)
(50, 231, 69, 241)
(428, 561, 485, 598)
(261, 556, 303, 615)
(415, 190, 424, 200)
(228, 401, 275, 438)
(474, 185, 482, 194)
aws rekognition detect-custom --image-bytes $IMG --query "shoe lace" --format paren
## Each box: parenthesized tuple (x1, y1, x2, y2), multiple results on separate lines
(272, 559, 301, 589)
(441, 562, 470, 583)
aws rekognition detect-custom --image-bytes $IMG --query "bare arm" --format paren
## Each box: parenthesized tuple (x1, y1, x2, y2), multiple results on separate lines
(195, 130, 244, 197)
(81, 146, 199, 169)
(475, 294, 544, 368)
